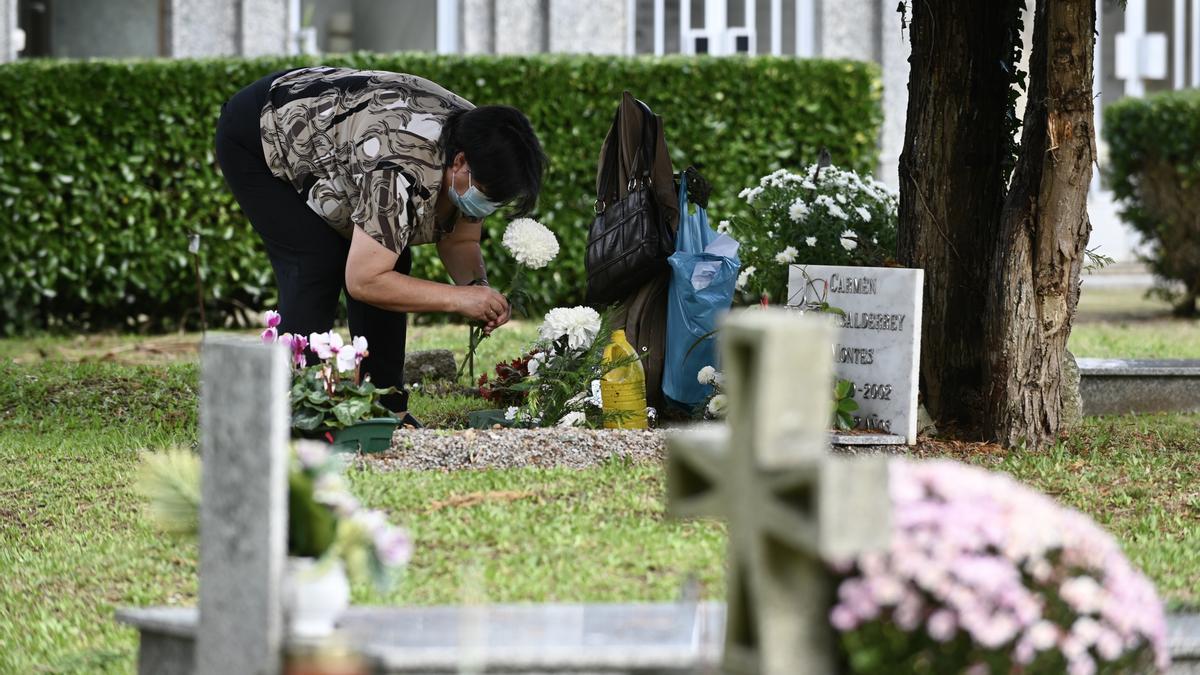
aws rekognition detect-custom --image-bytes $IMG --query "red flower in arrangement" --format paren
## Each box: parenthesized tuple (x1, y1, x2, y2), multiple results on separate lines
(478, 355, 532, 407)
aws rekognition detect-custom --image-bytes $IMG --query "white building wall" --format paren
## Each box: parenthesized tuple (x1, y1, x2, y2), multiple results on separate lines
(1, 0, 15, 62)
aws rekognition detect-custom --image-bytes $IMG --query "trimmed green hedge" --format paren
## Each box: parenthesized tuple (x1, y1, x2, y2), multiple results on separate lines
(1104, 89, 1200, 314)
(0, 54, 882, 334)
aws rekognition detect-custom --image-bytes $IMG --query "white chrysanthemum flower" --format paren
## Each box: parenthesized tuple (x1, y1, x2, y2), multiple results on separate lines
(706, 394, 728, 417)
(502, 218, 559, 269)
(557, 411, 587, 428)
(855, 205, 872, 222)
(539, 306, 602, 351)
(774, 246, 798, 265)
(835, 193, 848, 204)
(840, 230, 859, 251)
(828, 204, 849, 220)
(788, 199, 810, 223)
(504, 406, 519, 421)
(716, 220, 732, 234)
(735, 265, 756, 291)
(697, 365, 716, 385)
(805, 236, 818, 247)
(527, 351, 546, 377)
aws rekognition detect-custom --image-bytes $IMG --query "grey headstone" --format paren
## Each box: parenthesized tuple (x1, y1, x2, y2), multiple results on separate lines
(667, 309, 891, 675)
(1060, 349, 1083, 429)
(788, 265, 925, 444)
(404, 349, 459, 384)
(197, 337, 289, 675)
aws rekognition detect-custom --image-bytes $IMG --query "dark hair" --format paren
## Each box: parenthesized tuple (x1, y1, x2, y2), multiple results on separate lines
(443, 105, 548, 217)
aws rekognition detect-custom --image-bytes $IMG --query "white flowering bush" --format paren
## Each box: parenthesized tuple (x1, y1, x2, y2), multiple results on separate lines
(832, 459, 1168, 675)
(728, 165, 898, 302)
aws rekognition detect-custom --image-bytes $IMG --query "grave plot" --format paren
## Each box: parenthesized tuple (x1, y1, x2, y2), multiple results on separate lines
(119, 311, 1191, 675)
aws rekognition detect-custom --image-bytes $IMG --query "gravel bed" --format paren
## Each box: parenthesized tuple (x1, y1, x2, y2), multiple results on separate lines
(364, 428, 670, 471)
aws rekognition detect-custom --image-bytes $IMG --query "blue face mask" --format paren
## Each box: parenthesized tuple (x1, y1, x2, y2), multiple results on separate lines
(447, 168, 499, 219)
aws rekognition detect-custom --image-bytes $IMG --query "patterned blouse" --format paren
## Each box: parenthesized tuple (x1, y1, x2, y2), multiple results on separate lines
(258, 66, 474, 253)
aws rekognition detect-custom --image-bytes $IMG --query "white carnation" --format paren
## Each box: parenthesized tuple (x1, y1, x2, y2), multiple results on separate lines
(735, 265, 756, 291)
(539, 306, 602, 351)
(697, 365, 716, 385)
(502, 218, 559, 269)
(774, 246, 798, 265)
(706, 394, 728, 417)
(805, 236, 817, 247)
(840, 230, 858, 251)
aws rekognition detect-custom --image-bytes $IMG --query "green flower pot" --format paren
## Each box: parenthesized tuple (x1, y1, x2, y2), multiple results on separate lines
(467, 409, 514, 430)
(330, 417, 401, 454)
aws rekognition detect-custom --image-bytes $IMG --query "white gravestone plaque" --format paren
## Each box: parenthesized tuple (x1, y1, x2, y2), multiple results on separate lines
(786, 265, 924, 444)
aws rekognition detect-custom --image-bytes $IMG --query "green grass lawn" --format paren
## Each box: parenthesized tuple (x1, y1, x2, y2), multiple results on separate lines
(2, 320, 1198, 673)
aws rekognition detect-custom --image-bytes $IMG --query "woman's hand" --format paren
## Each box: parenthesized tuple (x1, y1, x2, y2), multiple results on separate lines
(483, 300, 512, 335)
(454, 285, 509, 325)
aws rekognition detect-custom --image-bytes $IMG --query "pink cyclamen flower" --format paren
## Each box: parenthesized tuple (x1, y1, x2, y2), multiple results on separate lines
(261, 327, 278, 344)
(336, 346, 359, 374)
(264, 310, 281, 328)
(309, 331, 343, 360)
(285, 334, 309, 368)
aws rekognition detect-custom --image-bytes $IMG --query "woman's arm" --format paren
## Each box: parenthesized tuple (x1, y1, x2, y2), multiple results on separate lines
(436, 218, 487, 285)
(437, 218, 512, 331)
(345, 226, 507, 323)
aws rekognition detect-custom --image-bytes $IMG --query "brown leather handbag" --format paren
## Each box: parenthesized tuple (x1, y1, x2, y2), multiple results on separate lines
(585, 98, 675, 306)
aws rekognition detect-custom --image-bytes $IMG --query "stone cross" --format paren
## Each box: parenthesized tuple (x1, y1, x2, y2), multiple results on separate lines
(666, 309, 892, 675)
(196, 337, 290, 675)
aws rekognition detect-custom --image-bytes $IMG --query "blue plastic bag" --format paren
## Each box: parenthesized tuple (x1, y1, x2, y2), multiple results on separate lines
(662, 173, 741, 409)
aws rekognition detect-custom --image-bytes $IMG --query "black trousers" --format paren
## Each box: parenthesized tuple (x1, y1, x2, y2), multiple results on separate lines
(214, 71, 411, 412)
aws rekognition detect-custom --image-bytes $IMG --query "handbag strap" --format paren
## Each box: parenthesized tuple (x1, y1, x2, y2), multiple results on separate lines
(596, 100, 659, 212)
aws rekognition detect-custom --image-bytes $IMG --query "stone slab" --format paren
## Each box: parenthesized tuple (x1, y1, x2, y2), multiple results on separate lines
(1077, 358, 1200, 416)
(831, 432, 907, 446)
(787, 265, 924, 444)
(120, 603, 724, 674)
(119, 605, 1200, 675)
(197, 338, 290, 675)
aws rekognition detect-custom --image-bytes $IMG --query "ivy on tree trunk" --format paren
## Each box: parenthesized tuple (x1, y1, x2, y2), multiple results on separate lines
(985, 0, 1095, 448)
(899, 0, 1095, 449)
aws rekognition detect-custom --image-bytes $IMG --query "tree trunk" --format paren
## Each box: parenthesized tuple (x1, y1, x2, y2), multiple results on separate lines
(984, 0, 1095, 448)
(898, 0, 1024, 428)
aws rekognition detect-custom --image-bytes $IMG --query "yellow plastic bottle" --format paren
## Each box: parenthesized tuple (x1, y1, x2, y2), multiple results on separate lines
(601, 329, 648, 429)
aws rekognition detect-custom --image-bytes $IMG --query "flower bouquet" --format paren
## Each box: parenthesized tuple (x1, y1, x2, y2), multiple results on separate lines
(499, 306, 640, 429)
(831, 459, 1168, 674)
(460, 218, 559, 380)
